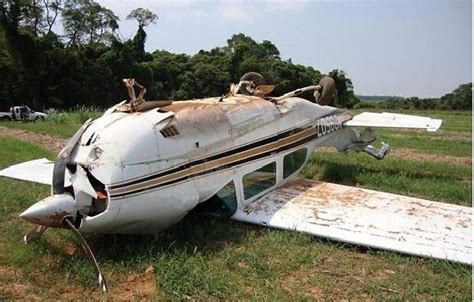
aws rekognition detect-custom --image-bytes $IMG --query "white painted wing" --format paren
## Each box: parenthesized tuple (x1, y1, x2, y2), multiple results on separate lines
(0, 158, 70, 186)
(232, 179, 471, 265)
(344, 112, 442, 132)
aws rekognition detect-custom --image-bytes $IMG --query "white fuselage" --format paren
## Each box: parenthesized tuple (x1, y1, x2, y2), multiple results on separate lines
(71, 96, 351, 234)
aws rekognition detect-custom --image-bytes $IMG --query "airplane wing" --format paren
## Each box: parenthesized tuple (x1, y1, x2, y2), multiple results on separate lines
(232, 179, 471, 265)
(344, 112, 442, 132)
(0, 158, 70, 186)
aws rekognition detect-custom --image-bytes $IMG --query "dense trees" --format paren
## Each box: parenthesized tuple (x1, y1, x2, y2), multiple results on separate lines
(1, 0, 361, 110)
(357, 83, 472, 111)
(439, 83, 472, 110)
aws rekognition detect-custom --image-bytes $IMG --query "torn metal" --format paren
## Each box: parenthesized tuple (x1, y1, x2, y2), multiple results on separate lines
(115, 78, 147, 113)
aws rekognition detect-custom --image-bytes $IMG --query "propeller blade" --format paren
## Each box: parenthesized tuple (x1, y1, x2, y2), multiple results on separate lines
(63, 218, 107, 293)
(53, 119, 92, 195)
(23, 225, 48, 244)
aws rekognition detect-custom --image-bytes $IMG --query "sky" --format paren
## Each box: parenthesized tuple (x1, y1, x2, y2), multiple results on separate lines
(96, 0, 472, 98)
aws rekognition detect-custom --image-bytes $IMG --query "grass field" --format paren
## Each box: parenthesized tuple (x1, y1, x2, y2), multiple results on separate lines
(0, 110, 471, 300)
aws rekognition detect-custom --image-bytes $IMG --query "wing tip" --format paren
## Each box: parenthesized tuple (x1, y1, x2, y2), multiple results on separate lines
(427, 119, 443, 132)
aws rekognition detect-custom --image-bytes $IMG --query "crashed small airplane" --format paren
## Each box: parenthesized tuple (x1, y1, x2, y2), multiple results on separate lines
(0, 73, 471, 293)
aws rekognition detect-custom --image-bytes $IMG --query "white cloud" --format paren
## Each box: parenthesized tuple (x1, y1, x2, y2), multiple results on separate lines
(215, 1, 256, 21)
(263, 0, 311, 11)
(213, 0, 310, 21)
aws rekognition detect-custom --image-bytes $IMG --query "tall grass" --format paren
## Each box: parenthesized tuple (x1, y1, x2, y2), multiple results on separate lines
(48, 106, 103, 125)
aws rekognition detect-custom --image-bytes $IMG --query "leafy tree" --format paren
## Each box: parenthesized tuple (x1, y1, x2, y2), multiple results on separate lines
(440, 83, 472, 110)
(328, 69, 359, 108)
(62, 0, 118, 47)
(127, 7, 157, 28)
(260, 40, 280, 59)
(1, 0, 36, 31)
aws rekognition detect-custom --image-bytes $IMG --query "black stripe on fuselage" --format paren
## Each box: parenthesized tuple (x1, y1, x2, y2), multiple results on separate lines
(109, 125, 310, 189)
(109, 111, 347, 198)
(110, 128, 318, 198)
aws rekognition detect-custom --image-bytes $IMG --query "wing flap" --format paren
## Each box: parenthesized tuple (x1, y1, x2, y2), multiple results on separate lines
(344, 112, 442, 132)
(232, 179, 471, 265)
(0, 158, 70, 186)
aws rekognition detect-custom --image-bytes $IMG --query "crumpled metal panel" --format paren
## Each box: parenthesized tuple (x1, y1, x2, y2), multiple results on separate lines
(232, 179, 472, 265)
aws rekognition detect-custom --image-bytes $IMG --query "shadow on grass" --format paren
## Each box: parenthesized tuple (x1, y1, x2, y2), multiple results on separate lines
(82, 211, 259, 265)
(319, 162, 359, 185)
(308, 159, 459, 183)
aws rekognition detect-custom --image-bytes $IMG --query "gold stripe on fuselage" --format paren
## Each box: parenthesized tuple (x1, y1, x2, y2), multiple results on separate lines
(110, 127, 315, 196)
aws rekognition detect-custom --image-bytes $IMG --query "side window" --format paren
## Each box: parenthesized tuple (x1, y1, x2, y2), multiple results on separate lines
(283, 148, 307, 179)
(193, 180, 237, 218)
(216, 181, 237, 216)
(243, 162, 276, 200)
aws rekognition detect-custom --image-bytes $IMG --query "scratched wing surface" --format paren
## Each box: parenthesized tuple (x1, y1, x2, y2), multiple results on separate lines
(345, 112, 442, 132)
(0, 158, 69, 186)
(232, 179, 471, 265)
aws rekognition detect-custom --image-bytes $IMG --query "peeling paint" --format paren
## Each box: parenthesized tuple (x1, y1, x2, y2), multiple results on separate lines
(233, 179, 472, 264)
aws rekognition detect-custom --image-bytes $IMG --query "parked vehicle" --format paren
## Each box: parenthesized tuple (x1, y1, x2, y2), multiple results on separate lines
(0, 106, 48, 121)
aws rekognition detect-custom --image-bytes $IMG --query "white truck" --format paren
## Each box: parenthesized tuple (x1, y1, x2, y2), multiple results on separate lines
(0, 106, 48, 121)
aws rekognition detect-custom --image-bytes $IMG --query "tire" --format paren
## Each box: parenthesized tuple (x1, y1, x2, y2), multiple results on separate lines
(316, 76, 336, 106)
(239, 72, 266, 95)
(1, 116, 12, 121)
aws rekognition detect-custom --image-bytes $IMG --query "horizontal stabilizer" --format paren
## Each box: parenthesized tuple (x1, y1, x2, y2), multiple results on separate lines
(344, 112, 442, 132)
(232, 179, 471, 265)
(0, 158, 70, 186)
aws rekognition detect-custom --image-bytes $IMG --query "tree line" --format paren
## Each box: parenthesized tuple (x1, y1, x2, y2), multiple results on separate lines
(356, 83, 472, 111)
(0, 0, 360, 111)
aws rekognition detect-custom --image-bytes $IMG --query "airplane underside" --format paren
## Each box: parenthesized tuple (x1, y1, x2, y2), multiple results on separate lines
(233, 179, 471, 265)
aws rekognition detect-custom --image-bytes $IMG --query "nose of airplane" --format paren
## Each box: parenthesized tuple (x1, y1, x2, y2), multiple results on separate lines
(20, 193, 77, 227)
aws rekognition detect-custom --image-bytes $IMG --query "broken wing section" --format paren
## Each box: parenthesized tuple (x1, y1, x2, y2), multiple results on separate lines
(344, 112, 442, 132)
(232, 179, 471, 265)
(0, 158, 70, 186)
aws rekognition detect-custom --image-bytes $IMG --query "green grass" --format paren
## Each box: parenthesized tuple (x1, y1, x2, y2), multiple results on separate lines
(351, 110, 472, 157)
(0, 109, 471, 300)
(0, 121, 81, 138)
(379, 133, 471, 157)
(302, 152, 471, 205)
(0, 137, 54, 168)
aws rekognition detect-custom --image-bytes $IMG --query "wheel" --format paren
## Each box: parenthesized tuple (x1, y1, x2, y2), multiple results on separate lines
(316, 76, 336, 106)
(1, 116, 12, 121)
(239, 72, 265, 95)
